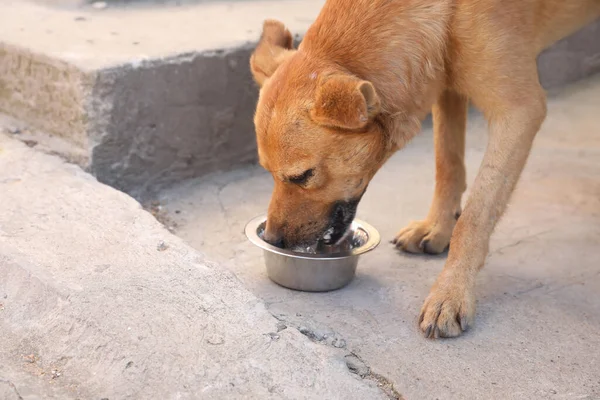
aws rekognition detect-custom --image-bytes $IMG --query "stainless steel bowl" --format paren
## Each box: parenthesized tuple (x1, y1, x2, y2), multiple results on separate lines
(244, 215, 380, 292)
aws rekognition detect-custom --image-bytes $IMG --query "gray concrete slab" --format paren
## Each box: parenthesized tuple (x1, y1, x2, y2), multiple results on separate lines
(159, 75, 600, 400)
(0, 127, 388, 399)
(538, 19, 600, 89)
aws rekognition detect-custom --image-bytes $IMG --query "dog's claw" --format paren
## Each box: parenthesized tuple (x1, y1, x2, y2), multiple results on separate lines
(424, 325, 432, 338)
(392, 238, 403, 247)
(459, 314, 469, 332)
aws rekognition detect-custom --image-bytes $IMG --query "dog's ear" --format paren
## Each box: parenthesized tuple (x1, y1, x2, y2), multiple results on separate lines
(310, 75, 381, 130)
(250, 20, 296, 87)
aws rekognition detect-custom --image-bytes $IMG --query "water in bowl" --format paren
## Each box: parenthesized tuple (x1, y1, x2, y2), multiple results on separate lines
(257, 223, 368, 255)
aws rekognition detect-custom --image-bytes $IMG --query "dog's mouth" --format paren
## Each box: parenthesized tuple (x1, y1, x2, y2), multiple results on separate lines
(320, 198, 361, 245)
(273, 189, 367, 253)
(286, 199, 360, 254)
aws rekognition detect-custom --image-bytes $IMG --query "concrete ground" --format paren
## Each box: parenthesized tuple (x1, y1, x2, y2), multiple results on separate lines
(0, 121, 388, 399)
(158, 75, 600, 400)
(1, 2, 599, 399)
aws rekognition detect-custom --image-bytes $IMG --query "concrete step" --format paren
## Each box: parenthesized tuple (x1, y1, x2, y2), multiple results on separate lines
(0, 0, 323, 200)
(0, 127, 387, 399)
(0, 1, 598, 201)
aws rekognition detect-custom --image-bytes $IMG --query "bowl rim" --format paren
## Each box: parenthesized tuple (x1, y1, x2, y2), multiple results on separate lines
(244, 215, 381, 260)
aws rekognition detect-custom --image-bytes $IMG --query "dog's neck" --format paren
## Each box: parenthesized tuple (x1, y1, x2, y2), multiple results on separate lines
(301, 0, 455, 150)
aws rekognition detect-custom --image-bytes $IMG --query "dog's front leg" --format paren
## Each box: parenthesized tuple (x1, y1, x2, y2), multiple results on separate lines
(393, 90, 468, 254)
(418, 86, 547, 338)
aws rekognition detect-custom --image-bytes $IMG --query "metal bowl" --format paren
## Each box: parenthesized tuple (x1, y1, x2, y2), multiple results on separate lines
(244, 215, 380, 292)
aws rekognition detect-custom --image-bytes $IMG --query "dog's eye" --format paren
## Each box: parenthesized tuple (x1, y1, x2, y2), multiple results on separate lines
(288, 169, 314, 185)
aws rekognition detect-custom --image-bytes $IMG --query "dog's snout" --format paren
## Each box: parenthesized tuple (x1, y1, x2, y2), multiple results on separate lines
(266, 235, 285, 248)
(263, 224, 285, 248)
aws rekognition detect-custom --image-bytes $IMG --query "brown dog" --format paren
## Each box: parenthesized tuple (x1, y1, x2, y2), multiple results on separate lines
(249, 0, 600, 338)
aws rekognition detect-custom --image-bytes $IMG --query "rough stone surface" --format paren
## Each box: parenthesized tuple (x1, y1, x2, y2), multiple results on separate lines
(0, 128, 386, 400)
(159, 76, 600, 400)
(345, 355, 370, 378)
(0, 2, 598, 200)
(88, 48, 260, 197)
(0, 45, 94, 149)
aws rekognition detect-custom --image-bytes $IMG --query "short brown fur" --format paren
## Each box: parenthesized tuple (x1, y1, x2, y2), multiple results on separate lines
(250, 0, 600, 338)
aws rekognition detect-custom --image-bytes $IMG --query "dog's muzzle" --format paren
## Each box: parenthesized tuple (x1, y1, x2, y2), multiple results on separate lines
(322, 198, 361, 245)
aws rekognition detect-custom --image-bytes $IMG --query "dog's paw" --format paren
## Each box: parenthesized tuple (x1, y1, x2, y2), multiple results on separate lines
(418, 276, 475, 339)
(392, 219, 454, 254)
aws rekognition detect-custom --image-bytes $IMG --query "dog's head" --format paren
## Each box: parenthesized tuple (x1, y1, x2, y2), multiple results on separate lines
(250, 20, 392, 248)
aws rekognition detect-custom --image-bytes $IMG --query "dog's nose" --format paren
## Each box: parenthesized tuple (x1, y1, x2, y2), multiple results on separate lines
(269, 237, 285, 248)
(263, 227, 285, 248)
(264, 233, 285, 248)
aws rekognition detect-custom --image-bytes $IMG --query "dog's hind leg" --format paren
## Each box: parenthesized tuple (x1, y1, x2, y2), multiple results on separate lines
(393, 90, 468, 254)
(418, 65, 547, 338)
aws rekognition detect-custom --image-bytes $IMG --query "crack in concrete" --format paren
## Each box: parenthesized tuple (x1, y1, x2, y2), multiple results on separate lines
(345, 353, 404, 400)
(143, 201, 178, 233)
(0, 378, 24, 400)
(271, 313, 347, 349)
(488, 229, 553, 257)
(270, 313, 403, 400)
(215, 181, 235, 235)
